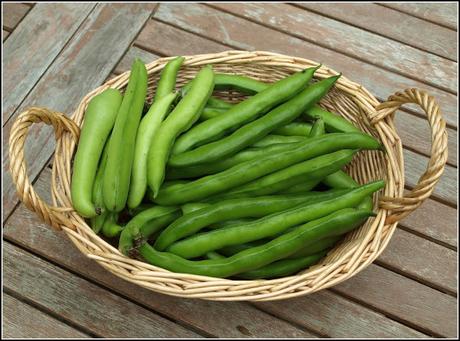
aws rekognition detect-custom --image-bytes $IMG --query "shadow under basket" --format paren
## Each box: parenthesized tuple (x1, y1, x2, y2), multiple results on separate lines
(8, 51, 448, 301)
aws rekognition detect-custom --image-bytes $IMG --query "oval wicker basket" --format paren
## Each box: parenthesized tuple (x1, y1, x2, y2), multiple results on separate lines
(9, 51, 448, 301)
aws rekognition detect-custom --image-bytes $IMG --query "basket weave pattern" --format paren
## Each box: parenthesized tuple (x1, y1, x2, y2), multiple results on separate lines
(9, 51, 448, 301)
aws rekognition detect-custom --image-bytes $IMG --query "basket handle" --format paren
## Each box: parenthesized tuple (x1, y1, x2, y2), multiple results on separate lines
(8, 107, 80, 230)
(372, 88, 448, 224)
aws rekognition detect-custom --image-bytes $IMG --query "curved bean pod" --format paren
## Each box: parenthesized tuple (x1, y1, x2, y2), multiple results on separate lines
(172, 66, 319, 155)
(165, 180, 384, 258)
(155, 133, 382, 205)
(135, 208, 373, 278)
(128, 92, 178, 209)
(154, 56, 184, 102)
(154, 189, 349, 250)
(169, 74, 339, 167)
(147, 66, 214, 198)
(71, 88, 122, 217)
(103, 59, 148, 212)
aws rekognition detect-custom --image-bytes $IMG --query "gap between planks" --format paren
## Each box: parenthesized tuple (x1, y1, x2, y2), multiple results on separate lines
(289, 3, 457, 62)
(377, 3, 458, 31)
(3, 288, 96, 338)
(202, 3, 456, 95)
(4, 239, 213, 338)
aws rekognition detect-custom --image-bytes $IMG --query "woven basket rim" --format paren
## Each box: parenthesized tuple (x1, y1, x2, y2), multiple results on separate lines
(9, 50, 448, 301)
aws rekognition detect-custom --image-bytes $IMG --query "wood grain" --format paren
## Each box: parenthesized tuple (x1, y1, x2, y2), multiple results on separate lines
(3, 171, 317, 338)
(114, 46, 160, 74)
(4, 167, 454, 338)
(3, 29, 10, 41)
(3, 3, 155, 220)
(2, 3, 31, 30)
(3, 3, 95, 125)
(399, 197, 457, 248)
(201, 3, 457, 92)
(295, 3, 457, 60)
(151, 6, 457, 128)
(332, 265, 457, 337)
(136, 19, 229, 57)
(377, 229, 457, 294)
(4, 242, 201, 338)
(380, 3, 458, 30)
(254, 290, 427, 338)
(3, 294, 89, 338)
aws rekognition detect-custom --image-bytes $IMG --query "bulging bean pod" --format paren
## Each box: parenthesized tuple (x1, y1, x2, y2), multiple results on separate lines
(154, 189, 349, 251)
(172, 66, 320, 155)
(119, 206, 181, 256)
(169, 73, 339, 167)
(147, 65, 214, 198)
(135, 208, 374, 278)
(154, 56, 184, 101)
(155, 132, 382, 206)
(128, 92, 178, 209)
(165, 180, 384, 259)
(71, 88, 122, 217)
(103, 59, 148, 212)
(235, 250, 329, 279)
(102, 212, 123, 238)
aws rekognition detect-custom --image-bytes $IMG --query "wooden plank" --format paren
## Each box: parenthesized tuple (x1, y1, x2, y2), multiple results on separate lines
(3, 294, 90, 338)
(254, 290, 427, 338)
(136, 19, 229, 56)
(198, 3, 457, 92)
(376, 229, 457, 294)
(403, 149, 457, 206)
(295, 3, 457, 61)
(4, 242, 201, 338)
(2, 3, 31, 30)
(3, 3, 95, 124)
(380, 3, 458, 30)
(2, 3, 155, 220)
(4, 167, 451, 338)
(395, 112, 457, 167)
(3, 171, 318, 338)
(332, 265, 457, 337)
(114, 46, 159, 74)
(151, 7, 457, 128)
(399, 197, 457, 248)
(3, 29, 10, 41)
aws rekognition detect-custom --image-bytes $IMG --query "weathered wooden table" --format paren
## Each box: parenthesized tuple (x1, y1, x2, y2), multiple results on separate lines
(3, 3, 457, 338)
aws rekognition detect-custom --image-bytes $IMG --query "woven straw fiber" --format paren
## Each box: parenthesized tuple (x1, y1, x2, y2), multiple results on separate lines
(8, 51, 448, 301)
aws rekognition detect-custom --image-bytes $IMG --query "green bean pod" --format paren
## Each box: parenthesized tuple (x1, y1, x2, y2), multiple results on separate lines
(250, 135, 306, 148)
(155, 133, 382, 206)
(219, 149, 356, 199)
(306, 105, 361, 133)
(136, 208, 373, 278)
(278, 180, 320, 194)
(119, 206, 180, 255)
(273, 122, 312, 136)
(154, 56, 184, 101)
(165, 143, 299, 180)
(181, 203, 211, 215)
(128, 92, 178, 209)
(169, 74, 339, 167)
(154, 189, 350, 251)
(206, 97, 234, 109)
(71, 88, 122, 217)
(102, 212, 123, 238)
(172, 66, 320, 155)
(236, 250, 329, 279)
(147, 66, 214, 198)
(213, 73, 270, 94)
(165, 180, 384, 258)
(103, 59, 148, 212)
(309, 118, 326, 137)
(199, 107, 227, 121)
(90, 138, 111, 233)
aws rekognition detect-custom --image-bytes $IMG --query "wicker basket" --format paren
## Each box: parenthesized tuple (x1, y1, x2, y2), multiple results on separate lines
(9, 51, 448, 301)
